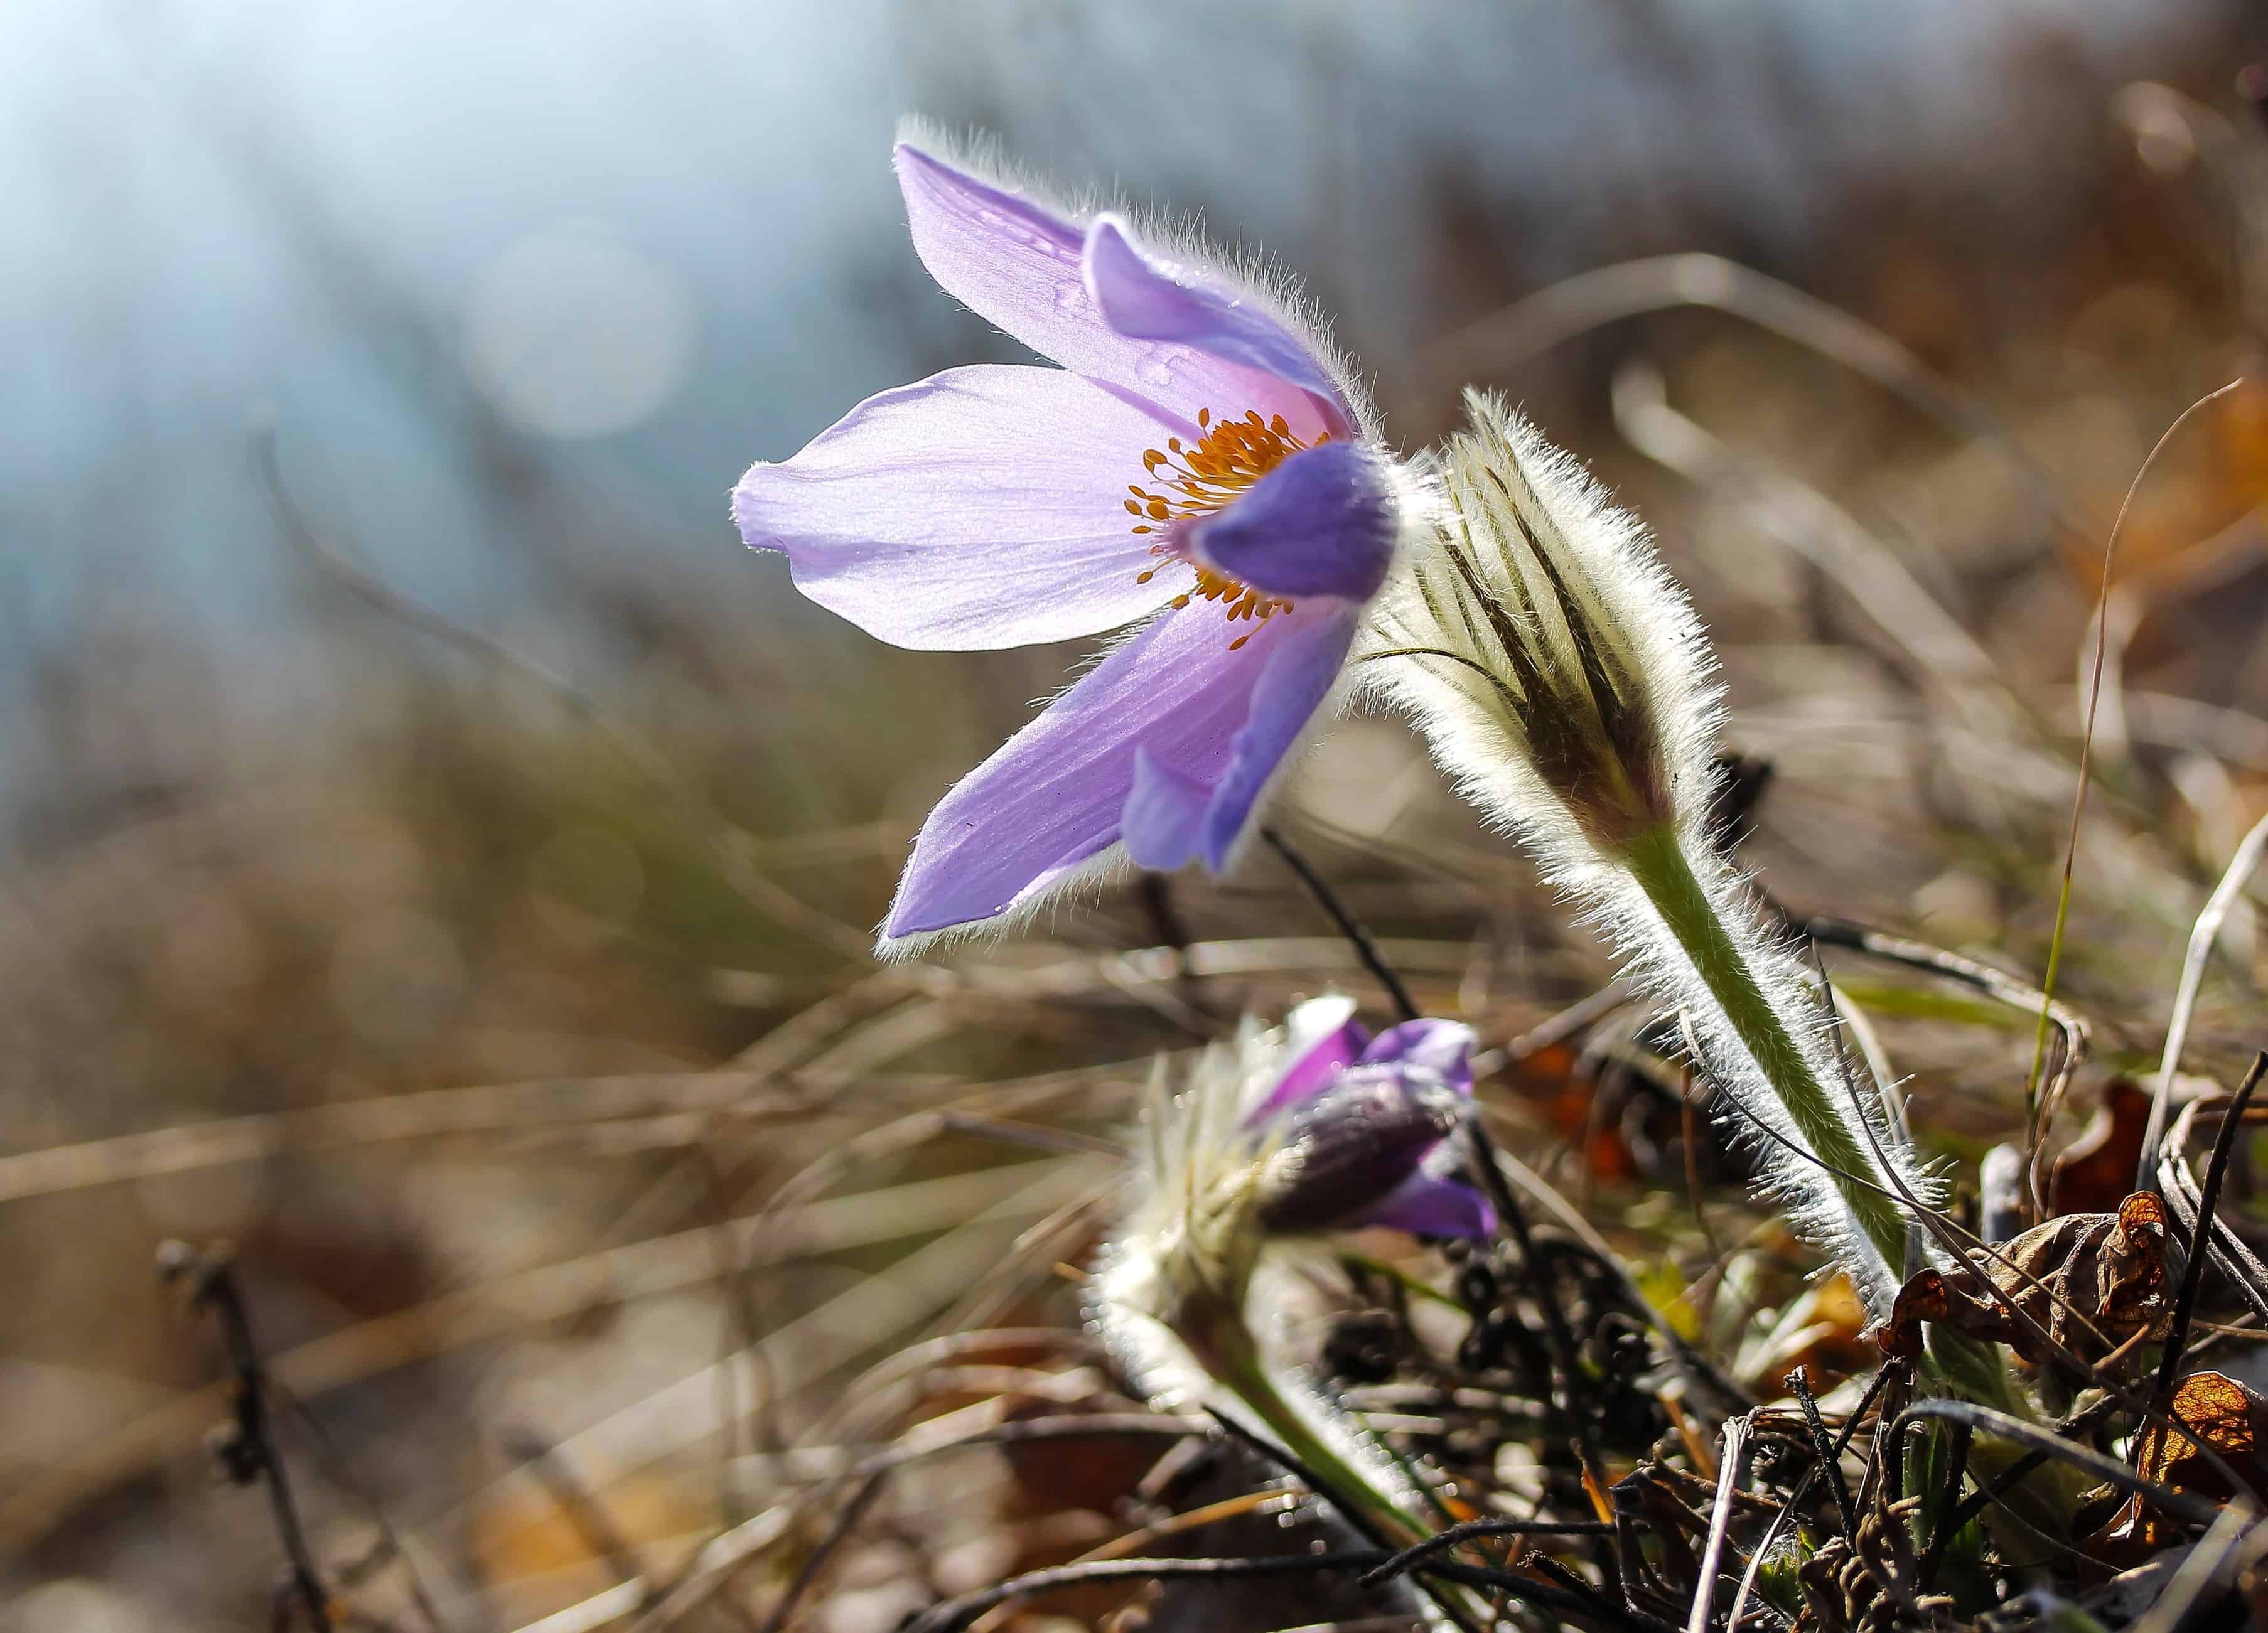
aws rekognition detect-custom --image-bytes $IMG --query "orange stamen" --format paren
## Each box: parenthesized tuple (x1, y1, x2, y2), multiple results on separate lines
(1127, 405, 1330, 641)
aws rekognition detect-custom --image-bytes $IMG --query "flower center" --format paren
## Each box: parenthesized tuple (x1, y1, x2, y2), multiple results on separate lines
(1122, 407, 1326, 650)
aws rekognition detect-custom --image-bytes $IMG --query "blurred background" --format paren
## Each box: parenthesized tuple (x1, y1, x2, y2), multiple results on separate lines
(6, 1, 2268, 1628)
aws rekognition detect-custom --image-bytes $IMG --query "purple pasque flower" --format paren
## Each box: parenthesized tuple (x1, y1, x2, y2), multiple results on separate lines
(733, 135, 1411, 952)
(1250, 996, 1495, 1240)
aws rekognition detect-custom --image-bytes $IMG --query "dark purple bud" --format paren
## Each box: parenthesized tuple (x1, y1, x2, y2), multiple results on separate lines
(1255, 1064, 1465, 1234)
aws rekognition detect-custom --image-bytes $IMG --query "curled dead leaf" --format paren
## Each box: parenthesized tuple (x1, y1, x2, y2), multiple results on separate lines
(2048, 1078, 2153, 1217)
(2085, 1369, 2268, 1564)
(1873, 1193, 2171, 1366)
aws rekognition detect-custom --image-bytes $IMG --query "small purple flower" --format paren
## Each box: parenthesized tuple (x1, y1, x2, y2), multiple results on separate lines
(734, 136, 1412, 952)
(1250, 997, 1495, 1240)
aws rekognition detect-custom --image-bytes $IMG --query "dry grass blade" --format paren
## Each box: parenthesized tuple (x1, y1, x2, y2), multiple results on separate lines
(1425, 253, 2071, 532)
(0, 1163, 1090, 1556)
(2141, 814, 2268, 1181)
(1684, 1413, 1751, 1633)
(2028, 380, 2247, 1197)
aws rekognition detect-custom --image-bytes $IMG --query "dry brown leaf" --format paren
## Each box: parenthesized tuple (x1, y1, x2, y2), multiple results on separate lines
(2048, 1078, 2154, 1217)
(1874, 1192, 2170, 1365)
(2085, 1370, 2268, 1565)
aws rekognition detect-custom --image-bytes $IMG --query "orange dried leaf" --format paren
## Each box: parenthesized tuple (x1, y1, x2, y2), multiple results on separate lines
(2087, 1369, 2268, 1566)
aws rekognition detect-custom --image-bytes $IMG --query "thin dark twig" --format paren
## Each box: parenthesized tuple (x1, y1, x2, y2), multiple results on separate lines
(1483, 1137, 1752, 1411)
(1725, 1366, 1899, 1633)
(905, 1544, 1670, 1633)
(1459, 1111, 1607, 1481)
(274, 1395, 450, 1633)
(1202, 1409, 1394, 1556)
(1938, 1450, 2050, 1544)
(1358, 1516, 1620, 1586)
(756, 1472, 888, 1633)
(160, 1243, 332, 1632)
(1199, 1414, 1485, 1633)
(2153, 1052, 2268, 1410)
(1261, 827, 1418, 1022)
(1506, 1550, 1682, 1633)
(1785, 1367, 1854, 1537)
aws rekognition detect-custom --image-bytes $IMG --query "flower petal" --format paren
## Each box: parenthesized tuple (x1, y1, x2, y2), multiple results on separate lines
(734, 365, 1177, 650)
(1350, 1169, 1497, 1240)
(1084, 215, 1351, 438)
(1109, 602, 1350, 874)
(1195, 606, 1358, 869)
(883, 602, 1276, 942)
(1250, 995, 1370, 1122)
(1358, 1019, 1477, 1096)
(1121, 751, 1213, 874)
(896, 145, 1300, 432)
(1187, 439, 1397, 602)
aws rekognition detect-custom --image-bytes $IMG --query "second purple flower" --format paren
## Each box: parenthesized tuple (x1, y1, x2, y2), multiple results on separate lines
(734, 134, 1422, 952)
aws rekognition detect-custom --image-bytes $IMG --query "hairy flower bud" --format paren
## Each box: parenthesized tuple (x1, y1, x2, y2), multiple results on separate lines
(1255, 1065, 1466, 1234)
(1093, 997, 1488, 1401)
(1090, 998, 1491, 1575)
(1364, 392, 1936, 1320)
(1365, 388, 1717, 861)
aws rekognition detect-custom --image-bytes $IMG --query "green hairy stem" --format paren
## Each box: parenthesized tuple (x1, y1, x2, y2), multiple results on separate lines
(1189, 1302, 1488, 1626)
(1619, 823, 1911, 1283)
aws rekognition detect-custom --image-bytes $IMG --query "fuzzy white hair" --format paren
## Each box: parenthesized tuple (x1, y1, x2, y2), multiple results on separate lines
(1364, 392, 1935, 1317)
(1088, 1014, 1299, 1405)
(1361, 389, 1719, 861)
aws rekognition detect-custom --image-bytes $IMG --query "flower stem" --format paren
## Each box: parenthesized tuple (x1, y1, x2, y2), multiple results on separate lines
(1618, 823, 1910, 1292)
(1198, 1314, 1489, 1626)
(1214, 1336, 1426, 1548)
(1612, 835, 2065, 1527)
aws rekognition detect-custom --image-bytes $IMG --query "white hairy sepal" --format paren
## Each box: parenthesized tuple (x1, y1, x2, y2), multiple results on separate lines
(1090, 1037, 1274, 1406)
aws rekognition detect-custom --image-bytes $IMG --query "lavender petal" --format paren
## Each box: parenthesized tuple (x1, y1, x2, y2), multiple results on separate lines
(1250, 995, 1370, 1121)
(1195, 604, 1358, 869)
(1186, 440, 1397, 602)
(1348, 1170, 1497, 1240)
(733, 365, 1176, 650)
(896, 144, 1293, 432)
(883, 602, 1271, 943)
(1358, 1019, 1478, 1096)
(1084, 216, 1352, 439)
